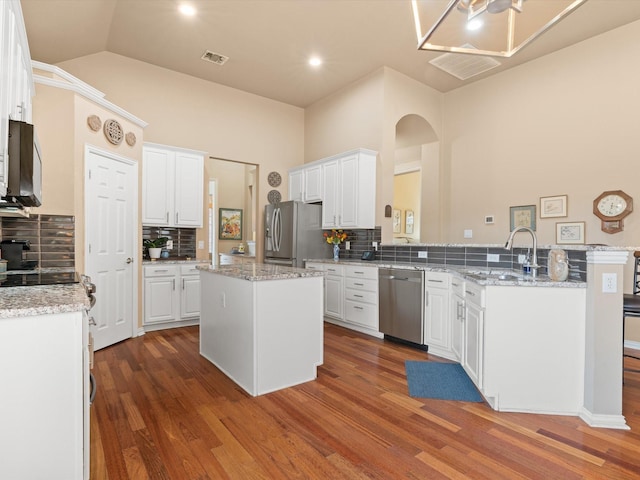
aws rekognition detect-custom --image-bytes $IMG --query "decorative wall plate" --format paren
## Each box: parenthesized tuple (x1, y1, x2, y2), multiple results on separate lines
(125, 132, 137, 146)
(87, 115, 102, 132)
(268, 171, 282, 187)
(267, 189, 282, 205)
(103, 119, 124, 145)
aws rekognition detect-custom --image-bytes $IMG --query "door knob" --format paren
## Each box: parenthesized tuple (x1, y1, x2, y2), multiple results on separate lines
(126, 257, 133, 264)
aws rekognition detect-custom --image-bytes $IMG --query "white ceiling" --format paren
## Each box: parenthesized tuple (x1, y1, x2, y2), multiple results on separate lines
(20, 0, 640, 108)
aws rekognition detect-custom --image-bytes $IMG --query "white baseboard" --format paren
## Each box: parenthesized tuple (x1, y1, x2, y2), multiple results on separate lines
(624, 340, 640, 351)
(579, 408, 630, 430)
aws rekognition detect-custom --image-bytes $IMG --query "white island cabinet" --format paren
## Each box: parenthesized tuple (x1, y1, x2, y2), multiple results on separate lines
(199, 263, 324, 396)
(0, 284, 90, 480)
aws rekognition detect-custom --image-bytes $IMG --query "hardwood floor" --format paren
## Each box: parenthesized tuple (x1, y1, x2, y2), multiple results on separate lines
(91, 324, 640, 479)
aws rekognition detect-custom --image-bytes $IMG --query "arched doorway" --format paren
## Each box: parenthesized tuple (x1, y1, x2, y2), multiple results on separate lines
(393, 114, 440, 243)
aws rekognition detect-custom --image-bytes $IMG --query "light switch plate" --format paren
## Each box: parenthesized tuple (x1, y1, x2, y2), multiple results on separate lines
(487, 253, 500, 263)
(464, 229, 473, 238)
(166, 240, 174, 250)
(418, 251, 428, 258)
(198, 240, 205, 249)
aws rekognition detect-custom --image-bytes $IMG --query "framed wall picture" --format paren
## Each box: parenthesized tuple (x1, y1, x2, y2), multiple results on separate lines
(405, 210, 414, 234)
(219, 208, 243, 240)
(392, 209, 401, 233)
(540, 195, 568, 218)
(556, 221, 585, 244)
(509, 205, 536, 231)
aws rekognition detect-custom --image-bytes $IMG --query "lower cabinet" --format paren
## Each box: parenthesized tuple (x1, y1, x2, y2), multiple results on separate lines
(144, 263, 202, 330)
(423, 271, 451, 358)
(306, 262, 381, 338)
(462, 282, 485, 389)
(450, 278, 465, 362)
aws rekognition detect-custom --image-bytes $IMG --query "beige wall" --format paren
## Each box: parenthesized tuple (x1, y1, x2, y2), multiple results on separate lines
(56, 51, 304, 261)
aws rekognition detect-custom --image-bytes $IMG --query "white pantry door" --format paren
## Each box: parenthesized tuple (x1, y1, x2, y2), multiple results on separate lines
(85, 145, 137, 350)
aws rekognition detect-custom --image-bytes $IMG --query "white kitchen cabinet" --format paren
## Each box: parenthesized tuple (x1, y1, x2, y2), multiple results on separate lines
(142, 143, 204, 227)
(288, 169, 303, 202)
(450, 277, 465, 362)
(0, 310, 88, 479)
(423, 271, 451, 359)
(0, 0, 34, 197)
(143, 263, 203, 330)
(324, 264, 344, 320)
(288, 163, 322, 203)
(306, 262, 382, 338)
(344, 265, 378, 332)
(180, 264, 202, 319)
(463, 282, 485, 389)
(321, 149, 377, 229)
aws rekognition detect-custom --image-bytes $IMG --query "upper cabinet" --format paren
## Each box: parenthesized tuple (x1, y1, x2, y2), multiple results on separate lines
(288, 148, 377, 229)
(0, 0, 34, 197)
(288, 163, 322, 203)
(142, 143, 205, 227)
(322, 149, 376, 229)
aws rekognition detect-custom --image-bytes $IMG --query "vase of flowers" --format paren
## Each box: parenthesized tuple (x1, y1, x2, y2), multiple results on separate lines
(323, 229, 347, 262)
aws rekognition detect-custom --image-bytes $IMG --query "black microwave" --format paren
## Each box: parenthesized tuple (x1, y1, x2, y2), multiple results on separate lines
(4, 119, 42, 207)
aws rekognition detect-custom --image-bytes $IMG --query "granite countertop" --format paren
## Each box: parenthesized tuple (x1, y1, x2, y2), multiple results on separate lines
(0, 283, 90, 319)
(305, 259, 586, 288)
(198, 263, 324, 282)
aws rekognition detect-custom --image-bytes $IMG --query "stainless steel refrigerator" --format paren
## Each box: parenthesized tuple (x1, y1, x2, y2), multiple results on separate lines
(264, 201, 331, 267)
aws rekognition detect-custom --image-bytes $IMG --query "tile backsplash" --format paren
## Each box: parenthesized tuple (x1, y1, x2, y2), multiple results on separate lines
(1, 214, 75, 268)
(142, 226, 196, 259)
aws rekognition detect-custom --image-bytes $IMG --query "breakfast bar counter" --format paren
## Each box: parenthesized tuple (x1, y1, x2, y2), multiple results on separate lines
(198, 263, 324, 396)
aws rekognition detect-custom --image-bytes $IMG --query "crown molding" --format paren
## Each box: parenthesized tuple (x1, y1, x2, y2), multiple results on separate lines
(31, 61, 148, 128)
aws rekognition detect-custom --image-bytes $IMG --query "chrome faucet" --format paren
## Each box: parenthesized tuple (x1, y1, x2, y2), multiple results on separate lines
(504, 226, 539, 278)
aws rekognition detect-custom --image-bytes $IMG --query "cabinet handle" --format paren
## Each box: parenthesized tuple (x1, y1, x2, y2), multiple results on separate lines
(354, 282, 364, 286)
(354, 294, 363, 298)
(428, 279, 444, 283)
(176, 212, 179, 224)
(155, 269, 169, 273)
(354, 271, 364, 275)
(182, 278, 185, 290)
(354, 306, 363, 310)
(172, 279, 176, 290)
(465, 290, 476, 296)
(166, 212, 169, 223)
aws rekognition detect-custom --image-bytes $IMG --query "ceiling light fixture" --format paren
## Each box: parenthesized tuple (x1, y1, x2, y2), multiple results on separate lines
(309, 57, 322, 67)
(411, 0, 588, 57)
(179, 3, 196, 17)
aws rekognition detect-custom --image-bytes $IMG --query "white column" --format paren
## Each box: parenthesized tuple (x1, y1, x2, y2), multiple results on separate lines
(581, 250, 630, 429)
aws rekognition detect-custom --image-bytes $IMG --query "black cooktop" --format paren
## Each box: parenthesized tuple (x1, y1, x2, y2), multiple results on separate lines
(0, 271, 80, 287)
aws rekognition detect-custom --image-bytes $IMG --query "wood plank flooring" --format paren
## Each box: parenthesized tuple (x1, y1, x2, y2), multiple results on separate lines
(91, 324, 640, 479)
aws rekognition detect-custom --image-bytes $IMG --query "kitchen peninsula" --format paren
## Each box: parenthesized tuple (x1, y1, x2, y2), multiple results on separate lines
(198, 263, 324, 396)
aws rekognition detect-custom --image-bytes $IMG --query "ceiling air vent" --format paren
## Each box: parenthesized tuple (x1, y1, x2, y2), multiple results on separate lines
(201, 50, 229, 65)
(429, 44, 501, 80)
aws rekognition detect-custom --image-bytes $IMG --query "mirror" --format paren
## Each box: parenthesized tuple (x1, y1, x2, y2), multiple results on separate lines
(206, 158, 258, 263)
(393, 114, 440, 244)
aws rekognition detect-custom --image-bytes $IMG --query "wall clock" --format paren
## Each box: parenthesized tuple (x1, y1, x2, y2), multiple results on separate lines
(593, 190, 633, 233)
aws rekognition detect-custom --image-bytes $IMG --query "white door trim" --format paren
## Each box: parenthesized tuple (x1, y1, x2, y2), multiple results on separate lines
(83, 143, 139, 343)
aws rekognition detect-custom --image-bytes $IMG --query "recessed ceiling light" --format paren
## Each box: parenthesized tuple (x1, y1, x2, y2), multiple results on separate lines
(466, 18, 483, 31)
(179, 4, 196, 16)
(309, 57, 322, 67)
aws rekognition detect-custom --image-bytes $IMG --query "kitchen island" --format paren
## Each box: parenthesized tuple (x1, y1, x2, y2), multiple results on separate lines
(198, 263, 324, 396)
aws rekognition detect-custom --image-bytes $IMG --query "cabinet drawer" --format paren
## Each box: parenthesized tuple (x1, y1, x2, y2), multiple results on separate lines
(144, 265, 178, 277)
(344, 265, 378, 280)
(344, 300, 378, 329)
(465, 282, 485, 308)
(345, 288, 378, 305)
(344, 277, 377, 292)
(180, 264, 203, 276)
(425, 271, 450, 289)
(305, 263, 324, 272)
(450, 276, 465, 297)
(324, 265, 344, 277)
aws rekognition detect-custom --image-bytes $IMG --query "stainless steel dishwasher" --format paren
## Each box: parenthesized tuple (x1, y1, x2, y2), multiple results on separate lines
(378, 267, 425, 347)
